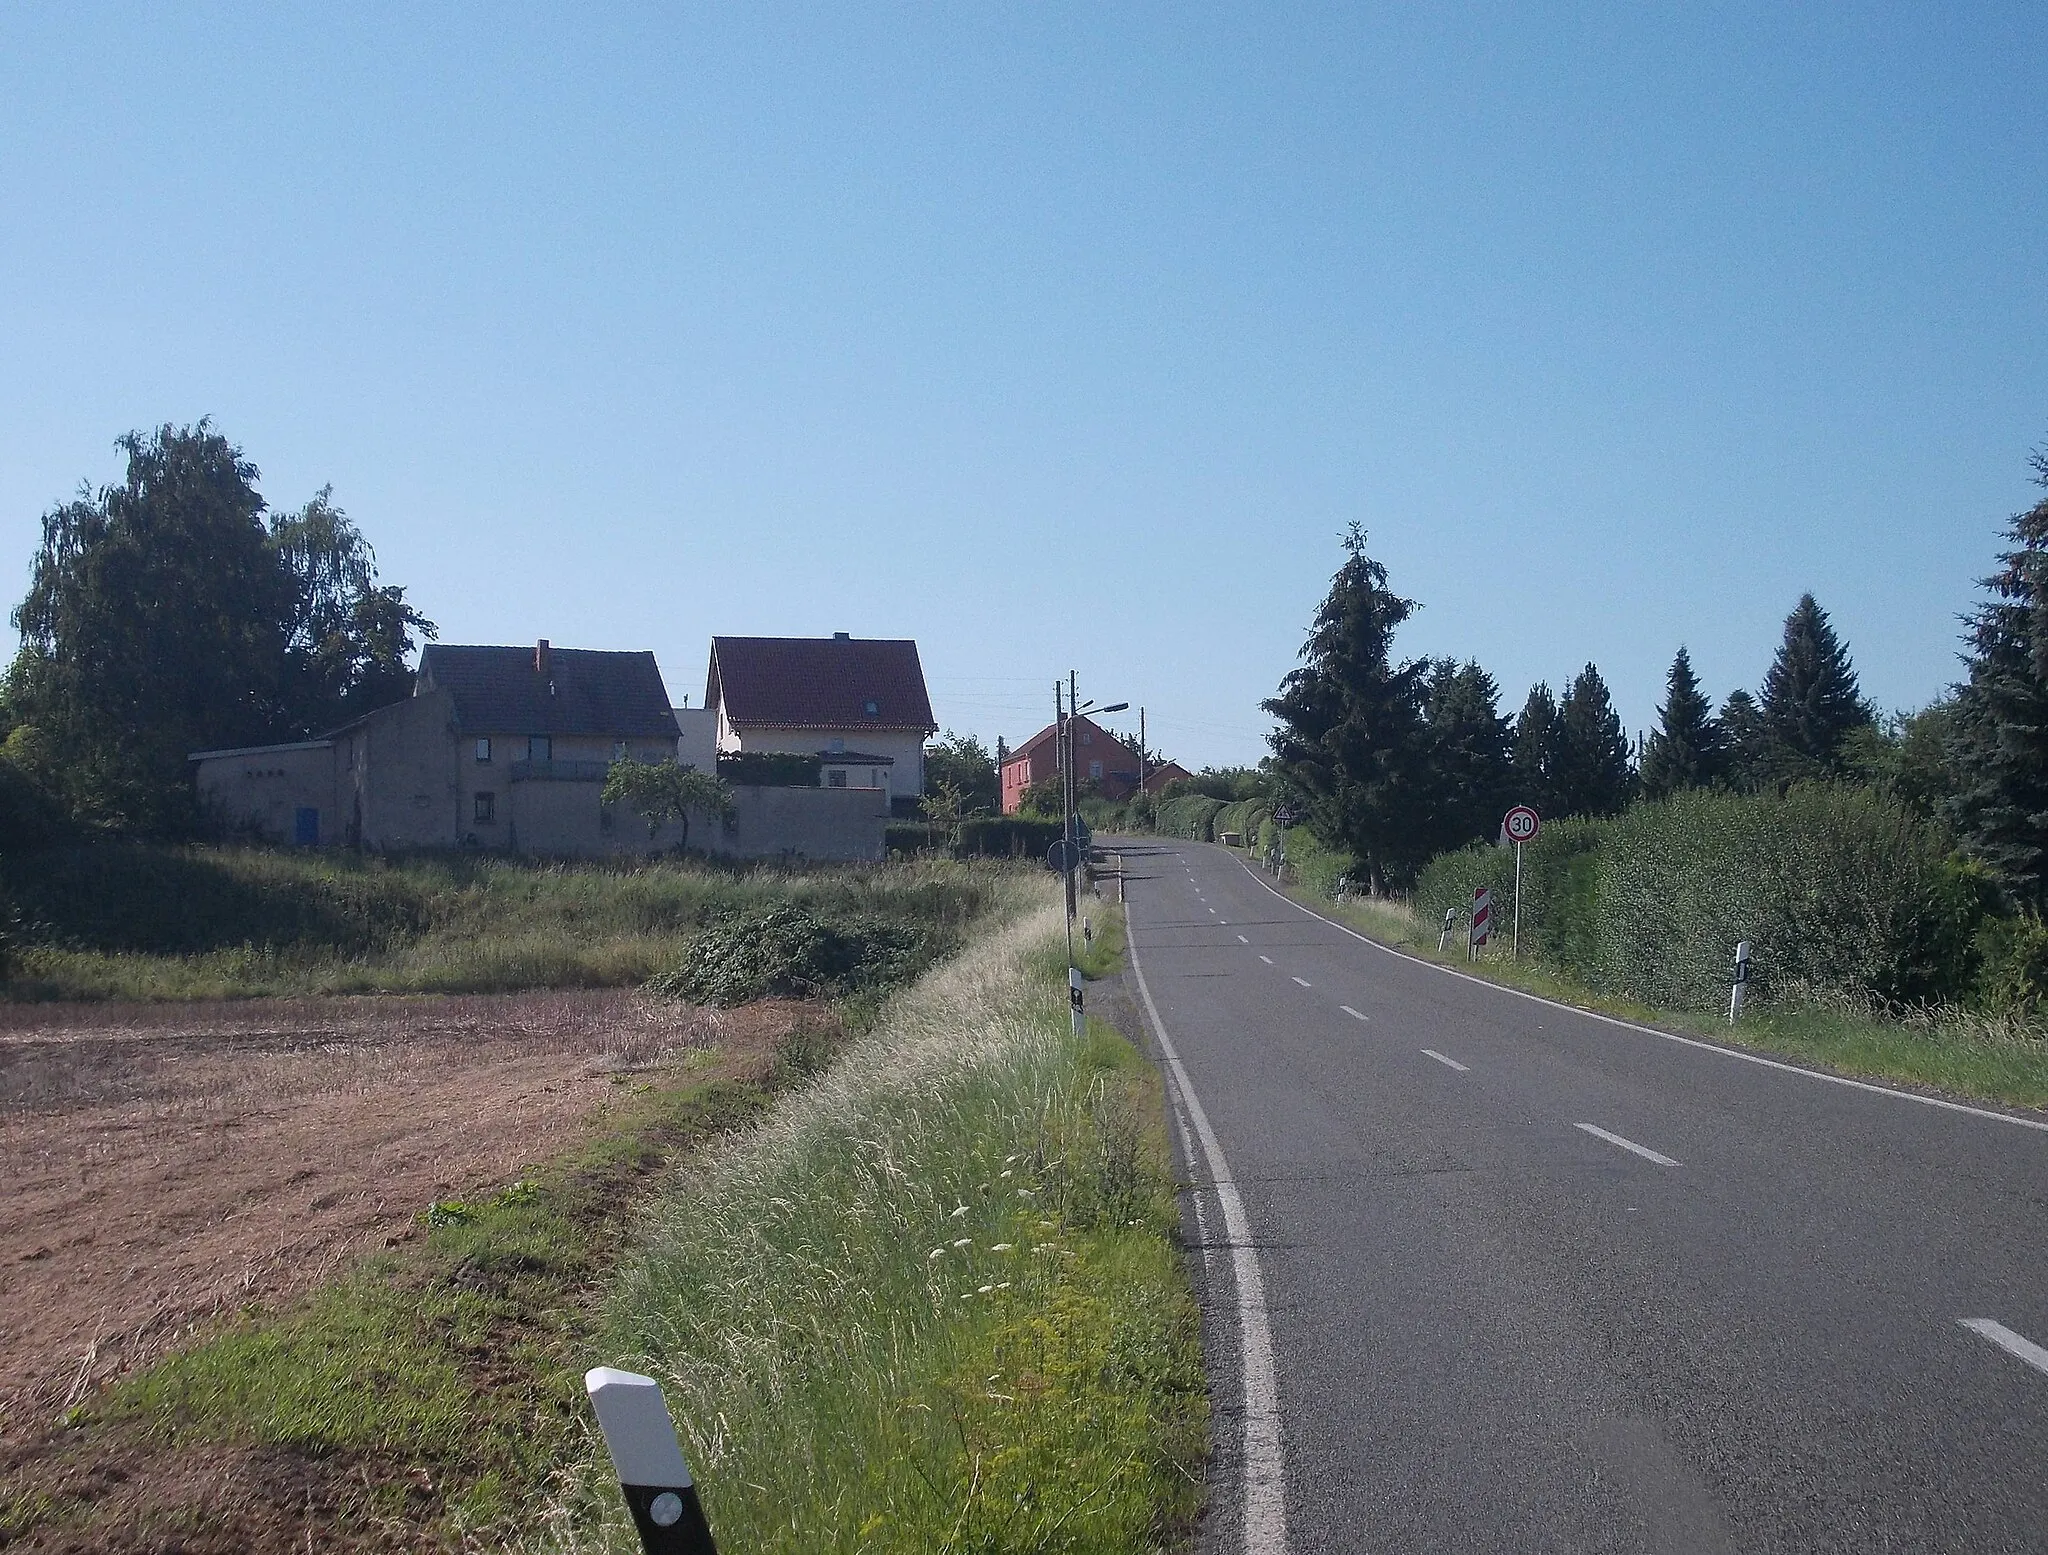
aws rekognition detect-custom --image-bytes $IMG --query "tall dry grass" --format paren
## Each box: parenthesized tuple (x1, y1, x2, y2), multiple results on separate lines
(536, 887, 1204, 1554)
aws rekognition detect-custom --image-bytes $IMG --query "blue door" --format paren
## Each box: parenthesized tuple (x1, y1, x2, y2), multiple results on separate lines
(294, 807, 320, 846)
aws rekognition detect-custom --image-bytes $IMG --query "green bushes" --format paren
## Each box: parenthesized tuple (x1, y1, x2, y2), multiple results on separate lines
(1413, 787, 1992, 1012)
(1213, 797, 1270, 846)
(716, 752, 823, 787)
(1155, 794, 1224, 841)
(955, 816, 1064, 859)
(884, 822, 941, 855)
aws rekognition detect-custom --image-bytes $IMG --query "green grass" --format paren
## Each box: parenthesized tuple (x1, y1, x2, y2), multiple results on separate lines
(4, 844, 1017, 1000)
(543, 897, 1207, 1555)
(1288, 879, 2048, 1112)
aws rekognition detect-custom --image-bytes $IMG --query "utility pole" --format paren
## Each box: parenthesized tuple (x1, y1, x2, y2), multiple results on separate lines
(1065, 670, 1079, 927)
(1137, 707, 1146, 800)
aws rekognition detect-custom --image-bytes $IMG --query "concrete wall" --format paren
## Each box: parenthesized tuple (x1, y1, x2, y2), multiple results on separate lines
(340, 689, 463, 849)
(194, 743, 337, 844)
(674, 707, 717, 771)
(723, 724, 927, 800)
(699, 784, 888, 862)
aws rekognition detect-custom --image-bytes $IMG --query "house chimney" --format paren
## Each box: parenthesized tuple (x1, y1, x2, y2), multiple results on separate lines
(833, 631, 850, 640)
(535, 639, 551, 675)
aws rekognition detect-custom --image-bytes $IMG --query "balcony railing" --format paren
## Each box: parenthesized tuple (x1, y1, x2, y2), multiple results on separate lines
(508, 759, 611, 782)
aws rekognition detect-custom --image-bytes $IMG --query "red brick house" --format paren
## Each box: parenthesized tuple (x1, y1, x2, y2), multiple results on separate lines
(999, 716, 1143, 813)
(1139, 760, 1194, 796)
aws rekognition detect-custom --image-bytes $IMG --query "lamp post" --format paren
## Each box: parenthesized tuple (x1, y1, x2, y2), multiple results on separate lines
(1055, 675, 1127, 1026)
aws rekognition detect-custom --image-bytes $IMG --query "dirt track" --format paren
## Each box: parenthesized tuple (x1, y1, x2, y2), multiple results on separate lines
(0, 990, 792, 1441)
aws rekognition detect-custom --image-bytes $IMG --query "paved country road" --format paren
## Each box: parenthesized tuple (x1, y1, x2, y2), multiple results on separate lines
(1109, 838, 2048, 1555)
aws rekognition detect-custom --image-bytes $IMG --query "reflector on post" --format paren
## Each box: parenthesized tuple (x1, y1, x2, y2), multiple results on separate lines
(585, 1367, 719, 1553)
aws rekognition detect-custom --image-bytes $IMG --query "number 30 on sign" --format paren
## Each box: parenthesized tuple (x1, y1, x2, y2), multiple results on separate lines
(1503, 805, 1540, 844)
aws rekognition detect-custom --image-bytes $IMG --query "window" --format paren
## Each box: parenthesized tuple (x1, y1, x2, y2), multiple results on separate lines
(614, 741, 627, 760)
(863, 699, 879, 716)
(827, 768, 848, 788)
(528, 735, 552, 763)
(1081, 730, 1092, 745)
(474, 737, 492, 763)
(1089, 761, 1103, 780)
(828, 736, 846, 753)
(474, 792, 496, 823)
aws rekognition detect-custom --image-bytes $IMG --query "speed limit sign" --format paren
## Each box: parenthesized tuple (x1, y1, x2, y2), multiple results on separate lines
(1503, 805, 1540, 844)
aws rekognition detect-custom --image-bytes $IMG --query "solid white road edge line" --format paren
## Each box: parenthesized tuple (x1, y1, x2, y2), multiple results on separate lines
(1340, 1006, 1368, 1021)
(1421, 1049, 1469, 1072)
(1575, 1122, 1681, 1167)
(1129, 916, 1289, 1554)
(1959, 1318, 2048, 1378)
(1236, 855, 2048, 1136)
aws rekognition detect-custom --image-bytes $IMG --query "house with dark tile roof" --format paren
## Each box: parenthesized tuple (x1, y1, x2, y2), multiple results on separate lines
(192, 639, 890, 861)
(705, 633, 937, 804)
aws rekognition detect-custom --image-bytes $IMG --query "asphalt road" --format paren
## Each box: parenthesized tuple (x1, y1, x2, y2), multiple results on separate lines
(1110, 838, 2048, 1555)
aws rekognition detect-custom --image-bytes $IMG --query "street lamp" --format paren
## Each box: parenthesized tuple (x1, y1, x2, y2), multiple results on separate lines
(1055, 677, 1129, 1039)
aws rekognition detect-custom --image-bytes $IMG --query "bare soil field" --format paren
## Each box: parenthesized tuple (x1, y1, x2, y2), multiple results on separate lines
(0, 990, 799, 1444)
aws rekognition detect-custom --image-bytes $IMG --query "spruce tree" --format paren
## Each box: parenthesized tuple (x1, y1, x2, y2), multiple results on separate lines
(1640, 646, 1723, 798)
(1759, 593, 1871, 781)
(1950, 450, 2048, 904)
(1264, 525, 1431, 889)
(1552, 663, 1636, 817)
(1718, 690, 1772, 793)
(1511, 683, 1561, 818)
(1421, 659, 1512, 855)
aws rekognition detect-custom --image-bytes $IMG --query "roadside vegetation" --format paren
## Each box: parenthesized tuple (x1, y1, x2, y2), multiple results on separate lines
(542, 896, 1204, 1555)
(0, 845, 1005, 1001)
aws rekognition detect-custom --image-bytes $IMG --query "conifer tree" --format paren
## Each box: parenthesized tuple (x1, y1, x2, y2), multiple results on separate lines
(1552, 663, 1636, 817)
(1511, 683, 1561, 817)
(1718, 690, 1772, 793)
(1950, 450, 2048, 904)
(1420, 658, 1512, 854)
(1640, 646, 1723, 799)
(1759, 593, 1871, 781)
(1264, 525, 1431, 889)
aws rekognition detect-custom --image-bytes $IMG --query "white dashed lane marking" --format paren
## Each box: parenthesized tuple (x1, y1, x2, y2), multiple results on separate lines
(1340, 1006, 1368, 1021)
(1238, 934, 1249, 943)
(1575, 1123, 1680, 1167)
(1292, 976, 1312, 988)
(1421, 1049, 1469, 1072)
(1960, 1318, 2048, 1379)
(1259, 955, 1274, 965)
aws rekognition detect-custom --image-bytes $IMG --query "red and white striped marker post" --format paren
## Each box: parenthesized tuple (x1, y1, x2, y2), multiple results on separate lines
(1469, 886, 1492, 960)
(585, 1367, 719, 1554)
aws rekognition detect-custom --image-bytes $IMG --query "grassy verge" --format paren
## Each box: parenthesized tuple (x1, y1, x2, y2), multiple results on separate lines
(540, 897, 1206, 1555)
(3, 846, 1012, 1001)
(1253, 857, 2048, 1113)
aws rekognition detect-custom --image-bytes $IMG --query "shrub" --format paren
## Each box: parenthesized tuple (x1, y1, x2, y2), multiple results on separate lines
(646, 903, 951, 1006)
(955, 817, 1064, 859)
(1415, 786, 1989, 1012)
(1155, 795, 1224, 841)
(885, 822, 942, 856)
(1975, 911, 2048, 1014)
(717, 752, 823, 787)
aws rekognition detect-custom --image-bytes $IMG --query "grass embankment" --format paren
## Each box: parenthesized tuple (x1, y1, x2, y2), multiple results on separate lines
(1245, 838, 2048, 1112)
(2, 845, 1003, 1001)
(543, 897, 1205, 1555)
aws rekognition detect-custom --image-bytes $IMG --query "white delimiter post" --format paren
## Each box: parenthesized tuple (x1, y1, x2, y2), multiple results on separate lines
(1729, 941, 1752, 1025)
(585, 1368, 719, 1553)
(1070, 964, 1085, 1039)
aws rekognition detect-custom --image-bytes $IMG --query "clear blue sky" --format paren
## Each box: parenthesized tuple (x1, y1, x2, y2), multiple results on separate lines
(3, 4, 2042, 769)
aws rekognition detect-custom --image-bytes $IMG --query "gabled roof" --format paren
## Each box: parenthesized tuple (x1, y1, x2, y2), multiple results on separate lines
(416, 644, 679, 738)
(1001, 717, 1137, 769)
(707, 636, 937, 733)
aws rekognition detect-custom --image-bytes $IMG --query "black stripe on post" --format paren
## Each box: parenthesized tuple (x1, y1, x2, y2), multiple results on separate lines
(620, 1483, 718, 1554)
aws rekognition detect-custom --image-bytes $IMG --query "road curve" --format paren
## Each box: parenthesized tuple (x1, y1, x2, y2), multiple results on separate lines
(1113, 838, 2048, 1554)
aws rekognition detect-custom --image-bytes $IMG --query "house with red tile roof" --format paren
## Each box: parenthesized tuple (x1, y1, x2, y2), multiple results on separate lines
(705, 633, 938, 804)
(999, 715, 1145, 813)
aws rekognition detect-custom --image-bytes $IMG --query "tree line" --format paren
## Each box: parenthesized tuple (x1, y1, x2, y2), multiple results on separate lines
(1, 421, 434, 839)
(1265, 445, 2048, 912)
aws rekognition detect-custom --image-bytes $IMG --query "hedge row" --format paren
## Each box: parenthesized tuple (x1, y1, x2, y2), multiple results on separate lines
(716, 752, 823, 787)
(1212, 798, 1271, 847)
(1413, 786, 1991, 1011)
(1155, 795, 1226, 841)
